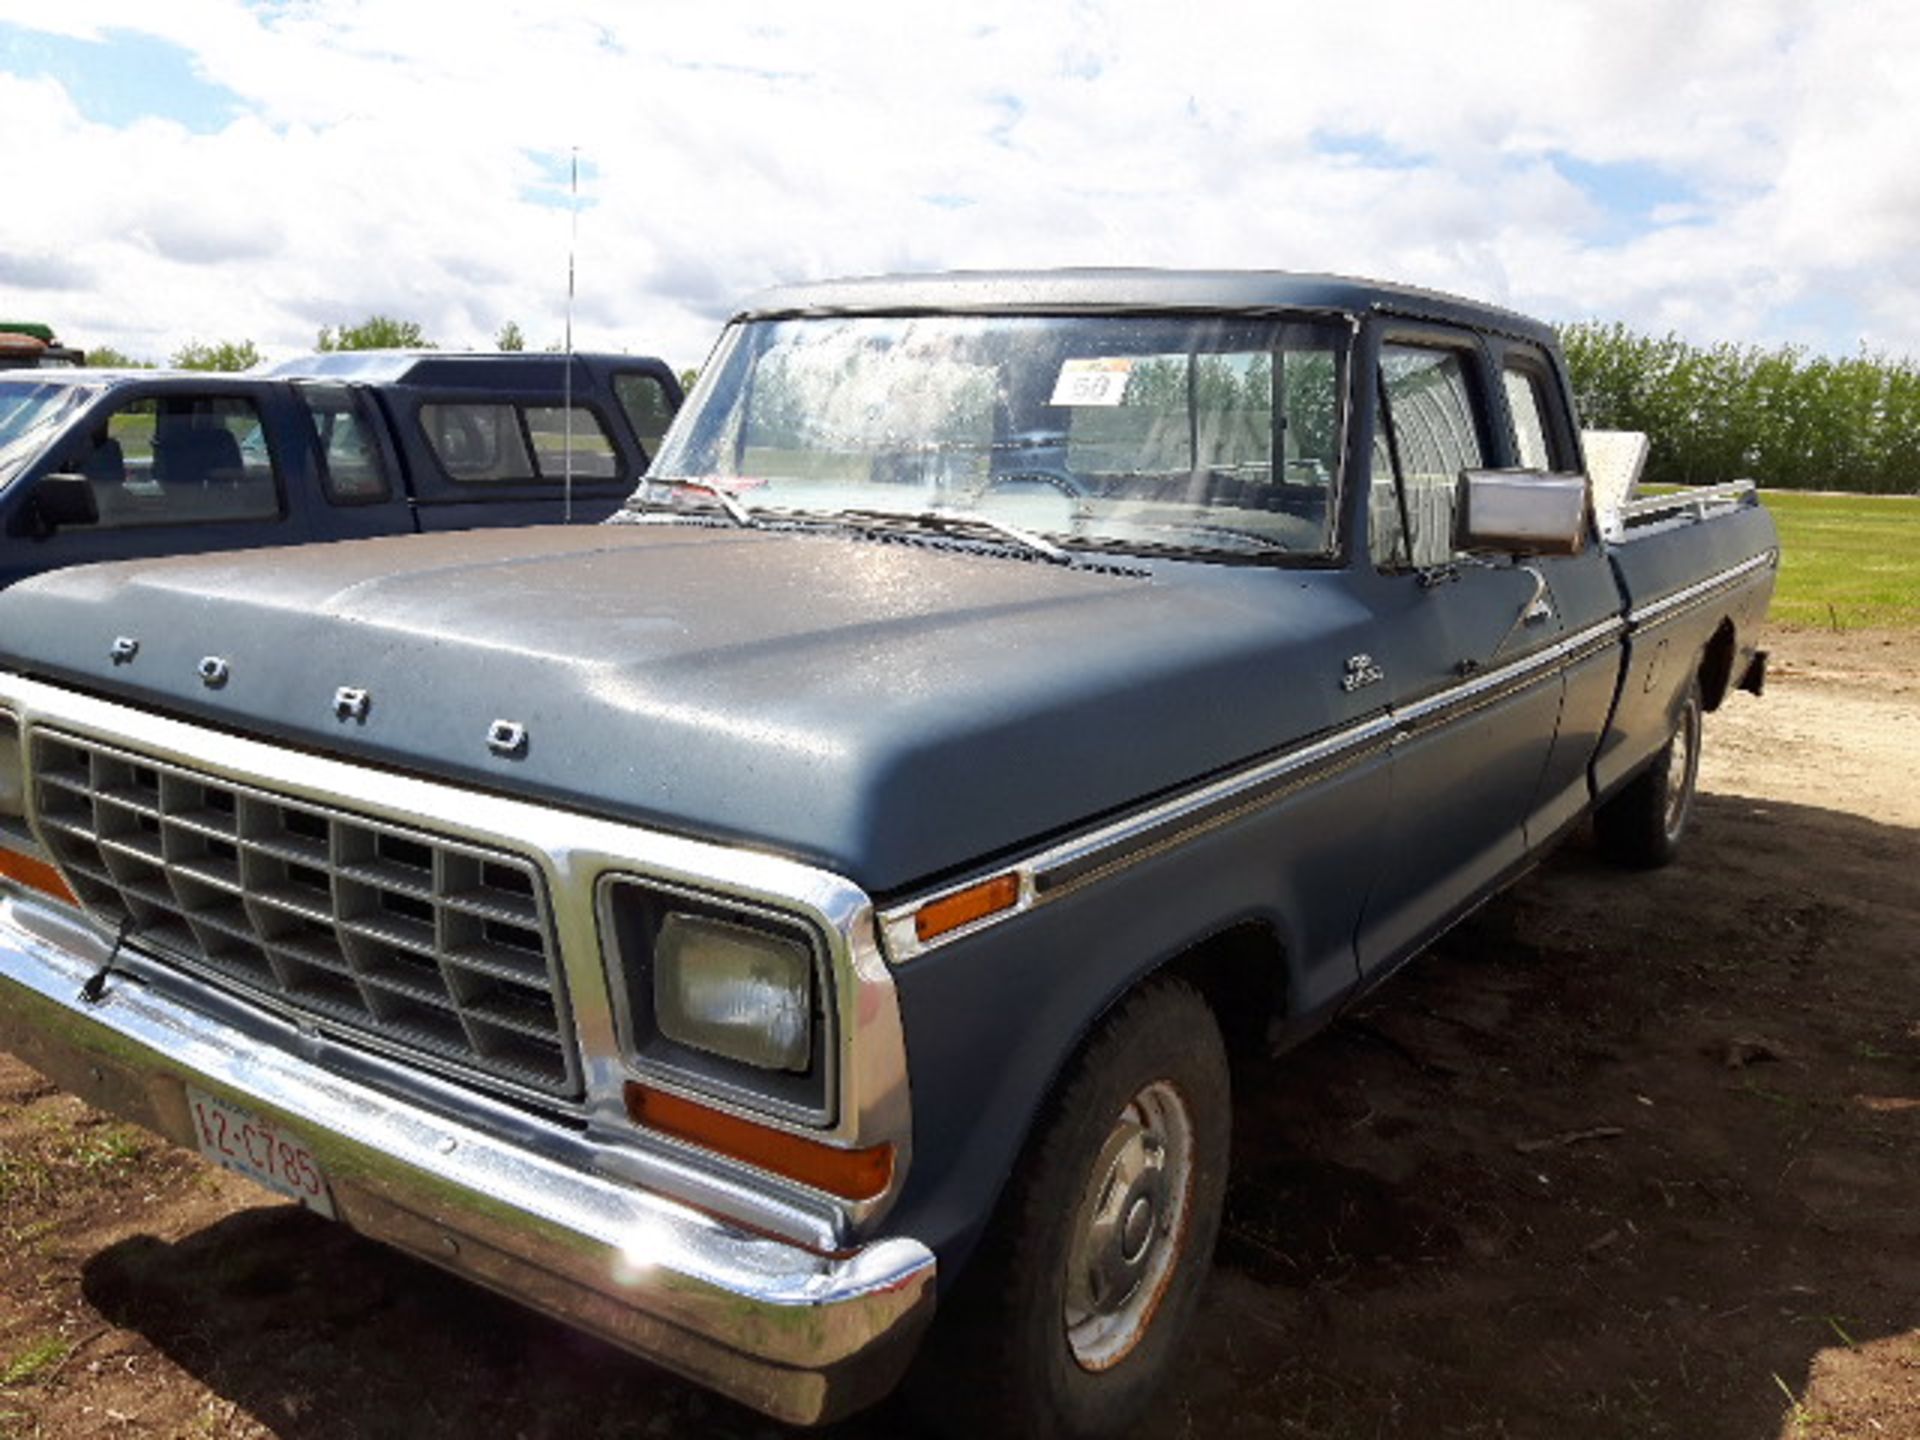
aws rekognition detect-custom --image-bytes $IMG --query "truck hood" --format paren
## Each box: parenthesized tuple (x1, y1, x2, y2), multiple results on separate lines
(0, 524, 1375, 894)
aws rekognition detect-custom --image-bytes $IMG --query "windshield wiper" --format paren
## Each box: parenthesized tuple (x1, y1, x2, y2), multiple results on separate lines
(1062, 522, 1300, 561)
(1162, 521, 1293, 553)
(624, 477, 754, 527)
(809, 507, 1070, 563)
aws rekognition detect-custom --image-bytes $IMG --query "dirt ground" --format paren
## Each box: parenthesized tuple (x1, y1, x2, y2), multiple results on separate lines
(3, 624, 1918, 1439)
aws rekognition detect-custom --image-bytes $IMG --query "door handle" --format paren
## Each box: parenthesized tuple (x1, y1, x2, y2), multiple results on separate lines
(1489, 566, 1554, 655)
(1519, 565, 1554, 624)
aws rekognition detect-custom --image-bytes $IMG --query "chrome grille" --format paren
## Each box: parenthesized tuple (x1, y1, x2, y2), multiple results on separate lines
(30, 730, 580, 1100)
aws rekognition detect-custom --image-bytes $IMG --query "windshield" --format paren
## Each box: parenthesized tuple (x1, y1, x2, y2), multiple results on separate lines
(647, 313, 1349, 559)
(0, 381, 99, 488)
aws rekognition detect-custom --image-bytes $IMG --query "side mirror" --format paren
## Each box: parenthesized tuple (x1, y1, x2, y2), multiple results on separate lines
(23, 473, 100, 538)
(1455, 469, 1589, 557)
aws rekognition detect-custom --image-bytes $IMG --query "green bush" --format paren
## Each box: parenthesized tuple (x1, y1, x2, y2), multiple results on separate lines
(1558, 322, 1920, 495)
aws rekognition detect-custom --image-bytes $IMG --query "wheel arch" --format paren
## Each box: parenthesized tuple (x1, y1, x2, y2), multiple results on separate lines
(1024, 914, 1293, 1142)
(1698, 617, 1738, 712)
(890, 907, 1300, 1287)
(1157, 918, 1292, 1067)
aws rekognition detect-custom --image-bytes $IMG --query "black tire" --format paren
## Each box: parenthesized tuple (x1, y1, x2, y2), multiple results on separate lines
(903, 978, 1230, 1440)
(1596, 676, 1703, 869)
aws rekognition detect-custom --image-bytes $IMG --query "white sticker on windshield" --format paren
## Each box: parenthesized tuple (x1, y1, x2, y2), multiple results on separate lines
(1050, 358, 1134, 407)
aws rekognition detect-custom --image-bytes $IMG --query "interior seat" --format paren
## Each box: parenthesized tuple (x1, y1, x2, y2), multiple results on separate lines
(80, 435, 126, 488)
(152, 422, 244, 487)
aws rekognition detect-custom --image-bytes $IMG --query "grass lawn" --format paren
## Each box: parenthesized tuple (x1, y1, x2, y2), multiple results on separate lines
(1754, 490, 1919, 630)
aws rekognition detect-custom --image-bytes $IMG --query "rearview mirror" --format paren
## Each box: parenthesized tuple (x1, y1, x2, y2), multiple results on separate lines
(23, 473, 100, 538)
(1455, 469, 1589, 557)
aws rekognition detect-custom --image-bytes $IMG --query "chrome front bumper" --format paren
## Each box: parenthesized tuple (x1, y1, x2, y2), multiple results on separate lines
(0, 893, 936, 1426)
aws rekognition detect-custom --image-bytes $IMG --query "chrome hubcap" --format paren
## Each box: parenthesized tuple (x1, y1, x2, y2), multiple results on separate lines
(1663, 700, 1699, 840)
(1063, 1080, 1194, 1371)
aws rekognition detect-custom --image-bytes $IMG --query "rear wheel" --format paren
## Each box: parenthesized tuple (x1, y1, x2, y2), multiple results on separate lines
(1596, 677, 1702, 868)
(905, 978, 1230, 1440)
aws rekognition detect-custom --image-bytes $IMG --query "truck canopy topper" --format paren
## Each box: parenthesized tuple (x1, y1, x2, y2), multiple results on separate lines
(0, 271, 1775, 1437)
(0, 350, 682, 590)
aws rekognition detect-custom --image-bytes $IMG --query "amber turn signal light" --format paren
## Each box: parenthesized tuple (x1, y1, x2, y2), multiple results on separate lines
(913, 872, 1019, 944)
(0, 846, 76, 907)
(624, 1082, 895, 1202)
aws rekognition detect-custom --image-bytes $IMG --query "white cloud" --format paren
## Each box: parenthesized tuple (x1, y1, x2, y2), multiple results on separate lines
(0, 0, 1915, 368)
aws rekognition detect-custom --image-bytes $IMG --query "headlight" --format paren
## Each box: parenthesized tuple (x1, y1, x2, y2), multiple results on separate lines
(601, 879, 833, 1125)
(654, 912, 812, 1072)
(0, 713, 21, 819)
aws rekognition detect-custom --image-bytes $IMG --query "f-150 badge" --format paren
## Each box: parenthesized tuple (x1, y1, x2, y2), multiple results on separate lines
(1341, 654, 1384, 692)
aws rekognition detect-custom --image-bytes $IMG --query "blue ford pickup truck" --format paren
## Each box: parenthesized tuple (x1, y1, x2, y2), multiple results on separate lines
(0, 350, 682, 588)
(0, 273, 1774, 1438)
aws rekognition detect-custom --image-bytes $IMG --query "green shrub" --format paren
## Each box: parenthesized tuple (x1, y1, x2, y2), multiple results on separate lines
(1559, 322, 1920, 495)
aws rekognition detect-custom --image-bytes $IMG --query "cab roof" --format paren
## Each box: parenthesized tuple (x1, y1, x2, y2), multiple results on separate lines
(255, 350, 653, 385)
(735, 268, 1558, 346)
(0, 351, 657, 391)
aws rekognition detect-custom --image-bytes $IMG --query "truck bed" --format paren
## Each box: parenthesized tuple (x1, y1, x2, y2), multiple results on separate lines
(1594, 483, 1779, 798)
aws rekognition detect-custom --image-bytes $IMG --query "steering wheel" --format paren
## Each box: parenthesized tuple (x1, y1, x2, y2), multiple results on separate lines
(974, 470, 1086, 501)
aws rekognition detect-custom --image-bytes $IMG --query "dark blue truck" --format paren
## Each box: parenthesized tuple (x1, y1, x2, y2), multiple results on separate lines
(0, 273, 1774, 1438)
(0, 350, 682, 588)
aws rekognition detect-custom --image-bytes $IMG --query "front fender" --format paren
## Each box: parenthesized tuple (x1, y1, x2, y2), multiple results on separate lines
(880, 745, 1388, 1281)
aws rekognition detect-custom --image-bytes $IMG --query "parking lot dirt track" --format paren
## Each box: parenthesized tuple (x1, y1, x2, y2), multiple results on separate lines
(2, 624, 1917, 1440)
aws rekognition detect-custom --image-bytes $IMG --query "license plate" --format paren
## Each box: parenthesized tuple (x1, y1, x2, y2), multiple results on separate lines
(186, 1087, 336, 1220)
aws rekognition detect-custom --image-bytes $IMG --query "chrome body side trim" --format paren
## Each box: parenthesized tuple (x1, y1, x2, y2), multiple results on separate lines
(1391, 618, 1620, 734)
(878, 710, 1394, 962)
(1626, 550, 1777, 630)
(0, 894, 934, 1426)
(0, 673, 910, 1248)
(879, 616, 1627, 962)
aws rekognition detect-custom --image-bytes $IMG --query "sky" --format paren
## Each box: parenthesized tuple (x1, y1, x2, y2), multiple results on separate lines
(0, 1, 1915, 373)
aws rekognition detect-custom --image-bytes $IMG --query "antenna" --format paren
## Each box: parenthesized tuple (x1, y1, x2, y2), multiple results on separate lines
(563, 146, 578, 523)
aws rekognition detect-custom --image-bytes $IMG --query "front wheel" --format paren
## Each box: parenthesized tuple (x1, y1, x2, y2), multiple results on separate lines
(1596, 677, 1703, 868)
(904, 978, 1230, 1440)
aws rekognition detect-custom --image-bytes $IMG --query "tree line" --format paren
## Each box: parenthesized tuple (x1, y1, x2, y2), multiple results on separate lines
(83, 315, 523, 371)
(85, 314, 703, 393)
(1558, 321, 1920, 494)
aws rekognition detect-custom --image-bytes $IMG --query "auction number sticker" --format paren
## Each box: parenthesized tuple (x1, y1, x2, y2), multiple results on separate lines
(187, 1087, 336, 1219)
(1050, 357, 1135, 407)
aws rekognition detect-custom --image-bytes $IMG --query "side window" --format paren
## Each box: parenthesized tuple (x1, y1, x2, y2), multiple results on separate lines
(525, 406, 618, 479)
(1497, 360, 1574, 474)
(300, 385, 390, 503)
(1371, 345, 1485, 570)
(78, 394, 278, 529)
(613, 373, 675, 463)
(421, 403, 533, 482)
(1502, 366, 1556, 471)
(420, 402, 618, 482)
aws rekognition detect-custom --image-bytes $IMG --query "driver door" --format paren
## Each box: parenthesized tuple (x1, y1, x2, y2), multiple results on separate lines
(1353, 334, 1568, 975)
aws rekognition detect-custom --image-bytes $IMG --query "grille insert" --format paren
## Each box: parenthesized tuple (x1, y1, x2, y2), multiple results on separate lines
(32, 731, 580, 1099)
